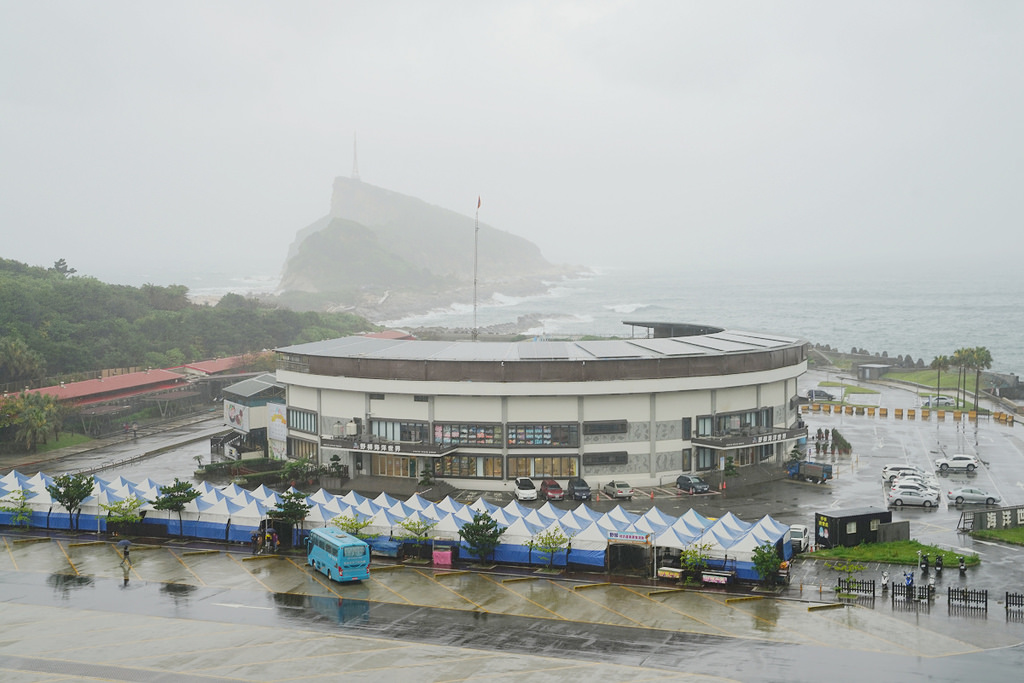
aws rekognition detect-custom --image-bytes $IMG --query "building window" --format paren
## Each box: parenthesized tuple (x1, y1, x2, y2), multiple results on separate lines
(682, 418, 692, 440)
(434, 423, 503, 447)
(369, 393, 385, 400)
(582, 452, 628, 466)
(372, 454, 415, 478)
(434, 455, 503, 479)
(288, 437, 318, 460)
(508, 456, 578, 478)
(414, 395, 430, 402)
(696, 447, 717, 471)
(696, 416, 713, 437)
(583, 420, 627, 435)
(288, 408, 317, 434)
(682, 448, 692, 471)
(846, 521, 857, 535)
(372, 420, 429, 443)
(869, 519, 880, 531)
(507, 423, 579, 448)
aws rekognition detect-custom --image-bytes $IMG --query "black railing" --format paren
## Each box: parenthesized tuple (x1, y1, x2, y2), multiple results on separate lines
(948, 587, 987, 612)
(837, 577, 875, 597)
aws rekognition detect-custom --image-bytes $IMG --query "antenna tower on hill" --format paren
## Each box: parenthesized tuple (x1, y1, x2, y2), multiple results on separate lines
(351, 133, 360, 181)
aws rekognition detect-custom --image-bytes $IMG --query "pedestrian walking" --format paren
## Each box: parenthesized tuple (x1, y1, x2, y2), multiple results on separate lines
(271, 530, 279, 553)
(132, 421, 138, 438)
(250, 530, 260, 555)
(265, 530, 273, 553)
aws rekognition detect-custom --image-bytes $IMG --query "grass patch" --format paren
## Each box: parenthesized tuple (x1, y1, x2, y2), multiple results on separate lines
(972, 528, 1024, 546)
(883, 369, 975, 392)
(34, 432, 93, 453)
(818, 383, 879, 395)
(810, 540, 979, 567)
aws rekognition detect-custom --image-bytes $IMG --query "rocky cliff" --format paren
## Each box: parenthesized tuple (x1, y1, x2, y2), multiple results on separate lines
(277, 177, 578, 318)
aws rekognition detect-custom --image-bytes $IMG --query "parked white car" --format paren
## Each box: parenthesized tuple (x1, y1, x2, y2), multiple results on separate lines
(513, 477, 537, 501)
(946, 487, 1001, 506)
(935, 454, 980, 472)
(881, 464, 928, 483)
(887, 487, 940, 508)
(890, 473, 940, 492)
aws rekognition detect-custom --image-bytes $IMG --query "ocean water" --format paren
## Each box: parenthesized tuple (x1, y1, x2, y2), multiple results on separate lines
(384, 266, 1024, 375)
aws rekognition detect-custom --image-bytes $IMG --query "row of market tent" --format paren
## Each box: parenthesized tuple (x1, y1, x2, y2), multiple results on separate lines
(1, 470, 793, 579)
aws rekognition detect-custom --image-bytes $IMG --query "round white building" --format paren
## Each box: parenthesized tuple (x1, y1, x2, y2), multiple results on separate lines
(275, 322, 809, 491)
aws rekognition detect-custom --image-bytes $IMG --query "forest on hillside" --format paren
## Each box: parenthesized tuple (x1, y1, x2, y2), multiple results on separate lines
(0, 258, 373, 391)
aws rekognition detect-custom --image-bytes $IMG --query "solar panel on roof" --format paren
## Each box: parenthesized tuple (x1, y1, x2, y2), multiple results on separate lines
(626, 338, 707, 356)
(574, 340, 644, 359)
(516, 342, 573, 360)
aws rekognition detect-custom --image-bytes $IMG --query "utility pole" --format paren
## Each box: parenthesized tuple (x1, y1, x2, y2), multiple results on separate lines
(473, 196, 480, 341)
(352, 133, 360, 181)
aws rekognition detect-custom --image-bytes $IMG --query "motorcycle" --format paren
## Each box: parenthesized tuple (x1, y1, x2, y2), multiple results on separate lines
(935, 554, 943, 575)
(919, 551, 929, 573)
(959, 556, 967, 575)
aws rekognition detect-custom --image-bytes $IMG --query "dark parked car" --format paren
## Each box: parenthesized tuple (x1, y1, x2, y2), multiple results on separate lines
(566, 477, 591, 500)
(806, 389, 835, 401)
(539, 478, 564, 501)
(675, 474, 710, 494)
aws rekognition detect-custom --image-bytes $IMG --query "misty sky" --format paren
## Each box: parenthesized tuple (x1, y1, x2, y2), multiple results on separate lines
(2, 2, 1022, 287)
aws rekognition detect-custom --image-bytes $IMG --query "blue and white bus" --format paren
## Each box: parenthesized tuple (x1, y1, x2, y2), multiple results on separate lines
(306, 527, 371, 583)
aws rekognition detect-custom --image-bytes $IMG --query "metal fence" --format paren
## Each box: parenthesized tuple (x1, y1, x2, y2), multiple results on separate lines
(837, 577, 875, 597)
(947, 587, 987, 612)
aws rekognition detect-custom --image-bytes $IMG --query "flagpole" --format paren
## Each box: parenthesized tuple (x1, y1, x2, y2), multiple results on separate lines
(473, 197, 480, 342)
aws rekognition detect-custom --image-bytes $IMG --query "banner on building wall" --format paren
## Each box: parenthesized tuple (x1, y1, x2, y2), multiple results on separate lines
(224, 400, 250, 433)
(267, 403, 287, 441)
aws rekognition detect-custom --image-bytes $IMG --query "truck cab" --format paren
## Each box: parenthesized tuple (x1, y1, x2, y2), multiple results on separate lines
(789, 524, 808, 553)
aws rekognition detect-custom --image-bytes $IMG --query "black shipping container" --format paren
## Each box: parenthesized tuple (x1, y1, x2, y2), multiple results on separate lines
(814, 507, 892, 549)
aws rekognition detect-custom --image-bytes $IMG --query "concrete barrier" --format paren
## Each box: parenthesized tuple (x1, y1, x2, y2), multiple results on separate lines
(895, 408, 903, 419)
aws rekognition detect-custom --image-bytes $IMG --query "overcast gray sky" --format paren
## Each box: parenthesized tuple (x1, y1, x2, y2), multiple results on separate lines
(2, 1, 1021, 286)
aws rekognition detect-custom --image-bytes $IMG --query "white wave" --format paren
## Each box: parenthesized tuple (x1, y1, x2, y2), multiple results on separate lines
(605, 303, 648, 314)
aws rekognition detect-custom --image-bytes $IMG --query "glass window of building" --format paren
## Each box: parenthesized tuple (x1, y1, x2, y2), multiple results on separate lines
(507, 424, 578, 447)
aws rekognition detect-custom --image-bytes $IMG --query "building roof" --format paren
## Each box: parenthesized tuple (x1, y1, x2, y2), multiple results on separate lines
(363, 330, 417, 340)
(182, 356, 246, 375)
(277, 327, 803, 363)
(26, 369, 186, 404)
(223, 373, 284, 399)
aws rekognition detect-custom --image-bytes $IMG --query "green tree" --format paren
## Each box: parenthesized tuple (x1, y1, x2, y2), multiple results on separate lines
(0, 488, 32, 527)
(268, 490, 313, 547)
(723, 454, 738, 477)
(679, 541, 713, 581)
(970, 347, 992, 412)
(46, 473, 94, 531)
(329, 513, 374, 539)
(99, 495, 145, 525)
(49, 258, 77, 278)
(752, 542, 782, 587)
(929, 355, 950, 404)
(150, 478, 200, 537)
(952, 347, 970, 409)
(527, 527, 572, 569)
(395, 517, 437, 559)
(458, 512, 506, 564)
(0, 336, 46, 385)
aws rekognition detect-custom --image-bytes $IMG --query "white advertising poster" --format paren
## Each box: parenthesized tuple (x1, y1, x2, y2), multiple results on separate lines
(224, 400, 250, 433)
(267, 403, 287, 442)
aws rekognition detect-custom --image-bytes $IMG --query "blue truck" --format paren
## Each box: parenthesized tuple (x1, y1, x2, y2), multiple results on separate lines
(788, 460, 833, 484)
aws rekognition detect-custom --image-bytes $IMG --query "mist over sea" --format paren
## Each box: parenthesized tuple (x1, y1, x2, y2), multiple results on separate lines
(384, 265, 1024, 376)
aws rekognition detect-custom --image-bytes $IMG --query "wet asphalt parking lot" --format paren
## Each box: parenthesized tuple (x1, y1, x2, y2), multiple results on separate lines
(3, 370, 1024, 681)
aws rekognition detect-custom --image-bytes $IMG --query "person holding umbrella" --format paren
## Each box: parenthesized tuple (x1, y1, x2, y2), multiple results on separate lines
(116, 539, 132, 566)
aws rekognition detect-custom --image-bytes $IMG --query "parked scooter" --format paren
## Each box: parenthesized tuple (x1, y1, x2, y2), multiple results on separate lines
(959, 556, 967, 575)
(918, 551, 929, 573)
(935, 554, 943, 575)
(903, 570, 914, 588)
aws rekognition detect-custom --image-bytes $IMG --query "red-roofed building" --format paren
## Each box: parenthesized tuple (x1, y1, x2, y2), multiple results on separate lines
(28, 369, 187, 406)
(180, 355, 247, 377)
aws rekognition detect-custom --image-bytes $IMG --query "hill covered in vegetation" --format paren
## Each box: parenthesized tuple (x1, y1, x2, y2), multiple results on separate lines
(277, 177, 579, 316)
(0, 257, 372, 391)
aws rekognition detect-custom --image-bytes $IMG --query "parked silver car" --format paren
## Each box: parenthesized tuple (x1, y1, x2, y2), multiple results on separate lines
(602, 481, 634, 500)
(946, 487, 1001, 505)
(887, 487, 940, 508)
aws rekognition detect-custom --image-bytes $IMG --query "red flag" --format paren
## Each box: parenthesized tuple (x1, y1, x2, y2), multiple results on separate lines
(477, 196, 481, 209)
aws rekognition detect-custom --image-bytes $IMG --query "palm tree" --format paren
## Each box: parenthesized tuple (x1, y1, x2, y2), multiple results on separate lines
(951, 347, 971, 409)
(970, 347, 993, 412)
(929, 355, 950, 404)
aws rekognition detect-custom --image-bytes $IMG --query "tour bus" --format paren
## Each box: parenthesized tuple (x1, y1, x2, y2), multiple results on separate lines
(305, 527, 371, 583)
